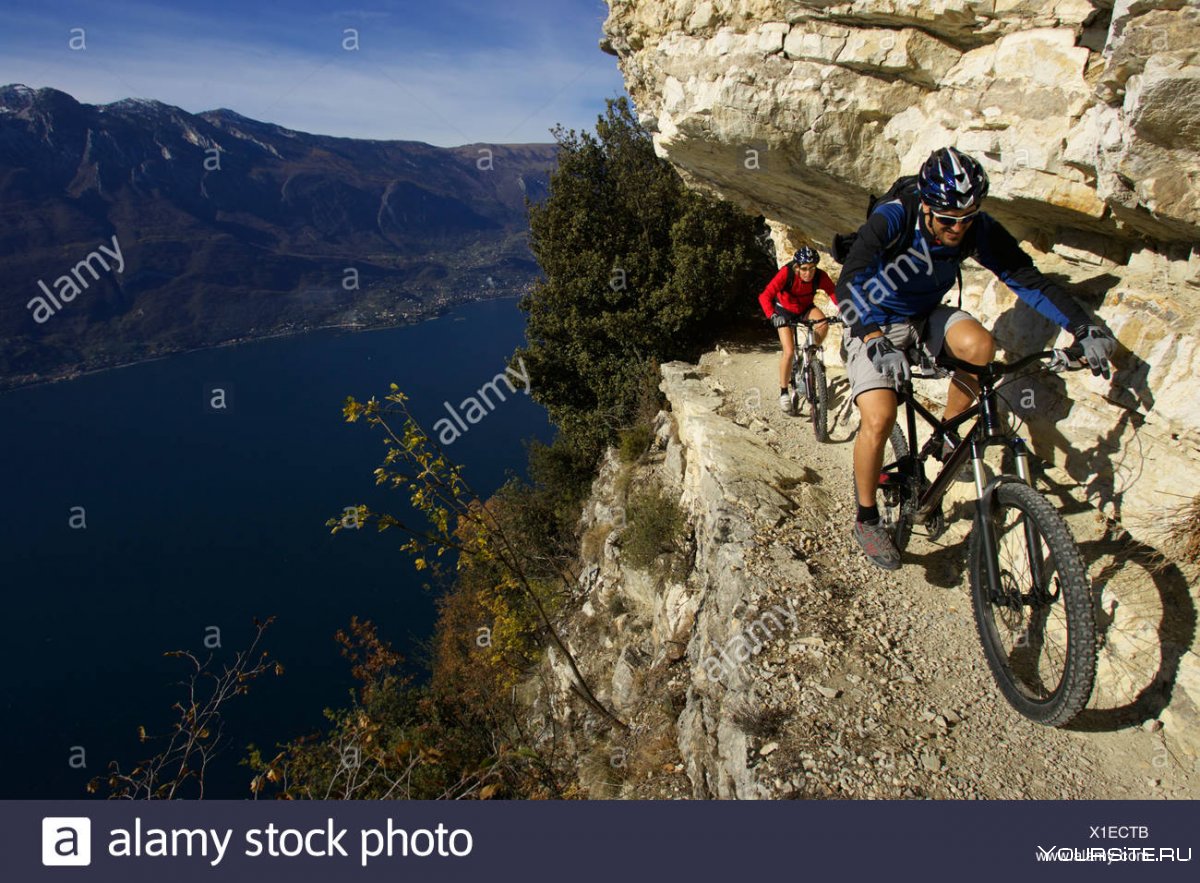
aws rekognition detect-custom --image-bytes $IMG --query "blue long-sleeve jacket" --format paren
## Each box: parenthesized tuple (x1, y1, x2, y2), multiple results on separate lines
(834, 194, 1090, 339)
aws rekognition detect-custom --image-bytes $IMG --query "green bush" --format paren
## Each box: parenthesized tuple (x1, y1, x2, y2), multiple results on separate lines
(617, 359, 667, 463)
(515, 96, 772, 464)
(618, 424, 654, 463)
(622, 487, 685, 571)
(491, 434, 599, 577)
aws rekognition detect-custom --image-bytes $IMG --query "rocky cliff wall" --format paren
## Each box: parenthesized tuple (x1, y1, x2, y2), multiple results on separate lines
(600, 0, 1200, 539)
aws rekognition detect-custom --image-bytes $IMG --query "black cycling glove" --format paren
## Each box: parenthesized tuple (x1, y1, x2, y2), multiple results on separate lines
(867, 336, 911, 388)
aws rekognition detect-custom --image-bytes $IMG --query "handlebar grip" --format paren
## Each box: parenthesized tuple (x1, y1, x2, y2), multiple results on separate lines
(1050, 343, 1088, 372)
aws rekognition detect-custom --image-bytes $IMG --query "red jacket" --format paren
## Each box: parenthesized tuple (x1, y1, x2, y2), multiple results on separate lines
(758, 265, 837, 318)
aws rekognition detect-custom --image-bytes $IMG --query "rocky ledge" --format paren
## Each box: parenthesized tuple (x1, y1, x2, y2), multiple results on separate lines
(526, 349, 1200, 799)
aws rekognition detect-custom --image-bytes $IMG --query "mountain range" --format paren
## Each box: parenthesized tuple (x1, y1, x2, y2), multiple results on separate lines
(0, 85, 556, 386)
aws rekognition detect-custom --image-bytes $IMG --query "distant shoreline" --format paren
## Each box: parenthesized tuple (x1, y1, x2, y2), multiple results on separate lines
(0, 292, 528, 395)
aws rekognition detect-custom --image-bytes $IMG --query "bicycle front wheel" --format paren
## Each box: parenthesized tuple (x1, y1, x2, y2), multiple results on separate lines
(810, 361, 829, 442)
(968, 481, 1095, 727)
(790, 358, 803, 414)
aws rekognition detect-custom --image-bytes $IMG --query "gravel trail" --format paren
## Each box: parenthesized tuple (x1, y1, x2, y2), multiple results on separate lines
(684, 338, 1199, 800)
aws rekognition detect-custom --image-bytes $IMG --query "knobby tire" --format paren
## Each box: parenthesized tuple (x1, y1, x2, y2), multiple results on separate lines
(886, 423, 913, 551)
(968, 481, 1095, 727)
(810, 360, 829, 443)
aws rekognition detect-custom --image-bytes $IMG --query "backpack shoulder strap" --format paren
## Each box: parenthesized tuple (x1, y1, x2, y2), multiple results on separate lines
(881, 192, 921, 263)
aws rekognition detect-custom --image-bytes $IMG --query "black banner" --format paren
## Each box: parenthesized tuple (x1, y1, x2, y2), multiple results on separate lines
(8, 800, 1196, 881)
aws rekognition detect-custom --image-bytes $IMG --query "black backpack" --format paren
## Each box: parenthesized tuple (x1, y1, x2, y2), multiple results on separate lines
(831, 175, 919, 265)
(831, 175, 966, 306)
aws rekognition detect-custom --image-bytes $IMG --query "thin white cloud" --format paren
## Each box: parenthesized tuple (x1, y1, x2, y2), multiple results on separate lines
(0, 21, 625, 145)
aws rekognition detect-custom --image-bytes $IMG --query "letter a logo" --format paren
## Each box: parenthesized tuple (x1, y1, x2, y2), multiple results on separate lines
(42, 818, 91, 866)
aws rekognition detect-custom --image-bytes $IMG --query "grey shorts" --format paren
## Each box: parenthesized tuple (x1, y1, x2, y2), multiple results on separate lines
(845, 306, 975, 400)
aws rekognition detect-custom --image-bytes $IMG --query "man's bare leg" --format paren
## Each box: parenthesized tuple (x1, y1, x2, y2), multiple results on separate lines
(854, 388, 898, 507)
(853, 386, 903, 570)
(941, 318, 995, 422)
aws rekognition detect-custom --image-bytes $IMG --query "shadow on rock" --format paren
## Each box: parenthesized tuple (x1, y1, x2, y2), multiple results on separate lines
(1068, 528, 1196, 734)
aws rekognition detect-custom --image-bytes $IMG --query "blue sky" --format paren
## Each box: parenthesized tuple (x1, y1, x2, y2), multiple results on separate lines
(0, 0, 628, 145)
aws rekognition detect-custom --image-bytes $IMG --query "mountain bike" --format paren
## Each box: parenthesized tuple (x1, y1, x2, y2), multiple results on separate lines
(789, 315, 843, 442)
(872, 344, 1096, 727)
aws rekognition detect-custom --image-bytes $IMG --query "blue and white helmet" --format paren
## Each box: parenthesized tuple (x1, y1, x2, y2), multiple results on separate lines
(917, 147, 989, 210)
(792, 246, 819, 265)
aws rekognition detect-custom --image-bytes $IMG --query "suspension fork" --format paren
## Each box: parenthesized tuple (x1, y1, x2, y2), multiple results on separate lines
(795, 326, 816, 399)
(975, 446, 1048, 606)
(967, 432, 1007, 604)
(1010, 437, 1048, 599)
(892, 383, 922, 521)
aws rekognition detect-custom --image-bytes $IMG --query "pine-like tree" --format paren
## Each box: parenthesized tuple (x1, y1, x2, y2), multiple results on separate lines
(517, 97, 773, 462)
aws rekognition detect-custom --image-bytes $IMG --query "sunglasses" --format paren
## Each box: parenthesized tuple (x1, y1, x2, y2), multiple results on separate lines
(927, 208, 980, 228)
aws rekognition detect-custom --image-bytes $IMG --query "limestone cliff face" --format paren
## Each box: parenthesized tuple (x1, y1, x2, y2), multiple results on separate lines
(601, 0, 1200, 536)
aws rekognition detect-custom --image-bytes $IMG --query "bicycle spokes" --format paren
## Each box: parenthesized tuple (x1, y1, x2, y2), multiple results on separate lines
(984, 502, 1071, 703)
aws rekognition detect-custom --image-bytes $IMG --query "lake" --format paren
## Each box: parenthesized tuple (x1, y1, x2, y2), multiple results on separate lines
(0, 296, 551, 799)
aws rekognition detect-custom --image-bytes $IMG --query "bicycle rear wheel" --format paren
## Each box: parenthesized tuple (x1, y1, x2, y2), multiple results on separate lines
(874, 424, 913, 551)
(968, 481, 1095, 727)
(810, 361, 829, 442)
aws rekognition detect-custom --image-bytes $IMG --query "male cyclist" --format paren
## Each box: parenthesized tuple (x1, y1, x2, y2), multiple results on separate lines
(759, 246, 839, 414)
(836, 147, 1116, 571)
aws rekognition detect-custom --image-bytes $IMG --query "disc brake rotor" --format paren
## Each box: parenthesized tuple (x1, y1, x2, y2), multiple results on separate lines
(994, 568, 1026, 632)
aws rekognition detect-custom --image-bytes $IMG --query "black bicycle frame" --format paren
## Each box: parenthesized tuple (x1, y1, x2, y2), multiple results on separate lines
(885, 364, 1043, 602)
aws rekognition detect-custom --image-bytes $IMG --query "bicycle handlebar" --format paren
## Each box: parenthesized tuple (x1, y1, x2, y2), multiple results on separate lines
(936, 344, 1087, 377)
(788, 315, 844, 328)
